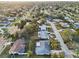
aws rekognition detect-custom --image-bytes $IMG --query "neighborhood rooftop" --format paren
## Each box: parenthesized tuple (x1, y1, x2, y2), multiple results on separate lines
(38, 31, 49, 39)
(9, 39, 25, 55)
(38, 24, 49, 39)
(35, 40, 50, 55)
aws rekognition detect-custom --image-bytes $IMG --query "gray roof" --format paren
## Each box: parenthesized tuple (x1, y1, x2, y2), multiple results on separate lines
(39, 24, 47, 31)
(38, 30, 49, 39)
(35, 40, 50, 55)
(74, 23, 79, 29)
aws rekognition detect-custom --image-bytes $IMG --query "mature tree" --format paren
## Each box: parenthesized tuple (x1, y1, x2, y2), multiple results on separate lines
(29, 38, 36, 51)
(50, 39, 60, 50)
(23, 23, 38, 35)
(27, 50, 33, 57)
(59, 52, 65, 58)
(72, 29, 79, 42)
(51, 53, 58, 58)
(18, 20, 26, 29)
(61, 30, 72, 43)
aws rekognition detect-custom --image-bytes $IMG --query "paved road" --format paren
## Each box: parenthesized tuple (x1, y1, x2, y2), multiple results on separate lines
(47, 20, 73, 58)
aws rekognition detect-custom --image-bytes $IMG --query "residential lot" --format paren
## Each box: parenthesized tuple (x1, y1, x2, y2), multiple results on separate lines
(0, 2, 79, 58)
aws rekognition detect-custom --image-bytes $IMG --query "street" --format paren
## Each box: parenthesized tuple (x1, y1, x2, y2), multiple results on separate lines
(47, 20, 73, 58)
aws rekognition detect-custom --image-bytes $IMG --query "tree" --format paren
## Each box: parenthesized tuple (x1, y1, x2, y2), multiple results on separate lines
(29, 38, 36, 51)
(8, 26, 20, 41)
(72, 30, 79, 43)
(23, 23, 38, 35)
(27, 50, 33, 57)
(75, 49, 79, 57)
(59, 52, 65, 58)
(51, 53, 58, 58)
(61, 30, 72, 43)
(50, 39, 60, 50)
(76, 29, 79, 35)
(18, 20, 26, 29)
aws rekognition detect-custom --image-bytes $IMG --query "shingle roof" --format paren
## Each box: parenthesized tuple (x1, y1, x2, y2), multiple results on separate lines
(9, 39, 25, 54)
(38, 31, 49, 39)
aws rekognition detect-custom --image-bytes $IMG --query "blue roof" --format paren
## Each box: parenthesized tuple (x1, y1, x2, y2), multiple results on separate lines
(35, 40, 50, 55)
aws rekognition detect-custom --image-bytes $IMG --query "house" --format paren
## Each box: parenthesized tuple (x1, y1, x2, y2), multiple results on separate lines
(37, 20, 43, 24)
(9, 39, 25, 55)
(0, 21, 10, 26)
(0, 29, 4, 34)
(74, 23, 79, 29)
(46, 16, 52, 21)
(39, 24, 47, 31)
(35, 40, 50, 55)
(6, 17, 15, 21)
(38, 24, 49, 39)
(53, 19, 63, 22)
(67, 19, 74, 23)
(59, 22, 70, 27)
(38, 30, 49, 39)
(64, 16, 70, 20)
(64, 16, 74, 23)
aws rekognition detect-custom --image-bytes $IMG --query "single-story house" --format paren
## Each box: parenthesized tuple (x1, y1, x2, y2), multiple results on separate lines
(9, 39, 25, 55)
(37, 20, 42, 24)
(39, 24, 47, 31)
(64, 16, 74, 23)
(46, 16, 53, 21)
(53, 19, 63, 22)
(0, 29, 4, 34)
(59, 22, 70, 27)
(38, 30, 49, 39)
(74, 23, 79, 29)
(7, 17, 15, 21)
(35, 40, 50, 55)
(67, 19, 74, 23)
(0, 21, 10, 26)
(64, 16, 70, 20)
